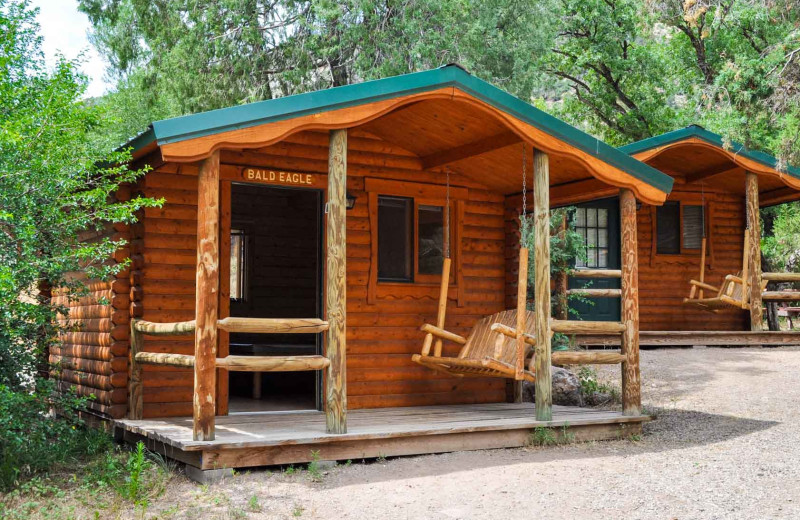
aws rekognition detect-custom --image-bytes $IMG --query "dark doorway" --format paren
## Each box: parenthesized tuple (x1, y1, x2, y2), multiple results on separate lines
(568, 197, 621, 322)
(228, 183, 323, 413)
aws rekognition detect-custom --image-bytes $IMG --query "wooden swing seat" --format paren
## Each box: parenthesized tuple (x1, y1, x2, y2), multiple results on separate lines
(683, 234, 766, 312)
(412, 309, 536, 382)
(684, 272, 753, 312)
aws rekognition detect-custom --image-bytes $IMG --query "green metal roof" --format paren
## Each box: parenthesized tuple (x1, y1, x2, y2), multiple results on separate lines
(129, 65, 674, 194)
(619, 124, 800, 180)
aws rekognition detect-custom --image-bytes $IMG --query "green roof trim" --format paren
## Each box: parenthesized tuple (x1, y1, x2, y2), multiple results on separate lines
(619, 125, 800, 180)
(135, 65, 674, 194)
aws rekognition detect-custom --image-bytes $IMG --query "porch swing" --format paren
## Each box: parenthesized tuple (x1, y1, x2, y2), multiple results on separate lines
(683, 185, 766, 311)
(412, 144, 536, 382)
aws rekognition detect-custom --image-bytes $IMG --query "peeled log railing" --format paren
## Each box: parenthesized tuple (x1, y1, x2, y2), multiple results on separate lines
(127, 317, 330, 420)
(761, 272, 800, 302)
(490, 320, 627, 365)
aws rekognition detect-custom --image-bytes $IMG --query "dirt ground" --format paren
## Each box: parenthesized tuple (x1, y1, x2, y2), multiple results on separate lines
(15, 346, 800, 519)
(127, 346, 798, 520)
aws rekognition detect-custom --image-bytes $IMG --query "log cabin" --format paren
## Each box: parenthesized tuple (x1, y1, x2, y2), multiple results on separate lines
(566, 125, 800, 347)
(53, 65, 678, 476)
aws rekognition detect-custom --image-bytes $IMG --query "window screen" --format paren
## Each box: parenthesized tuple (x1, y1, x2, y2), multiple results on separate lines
(230, 229, 247, 301)
(418, 205, 444, 275)
(574, 207, 609, 268)
(656, 202, 680, 254)
(682, 205, 704, 250)
(378, 196, 413, 281)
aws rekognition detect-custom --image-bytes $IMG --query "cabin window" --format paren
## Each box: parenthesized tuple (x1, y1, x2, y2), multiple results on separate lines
(573, 207, 609, 268)
(656, 202, 680, 254)
(418, 204, 445, 275)
(656, 201, 704, 254)
(378, 196, 414, 281)
(682, 205, 705, 250)
(367, 178, 465, 303)
(377, 196, 449, 282)
(230, 228, 247, 301)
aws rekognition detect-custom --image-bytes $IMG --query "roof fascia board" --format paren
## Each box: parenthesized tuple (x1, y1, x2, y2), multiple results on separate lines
(621, 126, 800, 180)
(140, 66, 672, 194)
(152, 67, 462, 145)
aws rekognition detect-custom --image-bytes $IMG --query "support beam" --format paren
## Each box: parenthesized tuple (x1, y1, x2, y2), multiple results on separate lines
(194, 150, 220, 441)
(326, 129, 348, 434)
(761, 186, 800, 207)
(746, 172, 763, 331)
(532, 149, 552, 421)
(128, 319, 143, 420)
(684, 165, 742, 184)
(515, 247, 528, 381)
(420, 132, 519, 170)
(619, 189, 641, 416)
(550, 178, 619, 207)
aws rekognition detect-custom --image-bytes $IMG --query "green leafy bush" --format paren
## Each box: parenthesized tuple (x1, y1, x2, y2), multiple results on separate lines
(0, 379, 112, 490)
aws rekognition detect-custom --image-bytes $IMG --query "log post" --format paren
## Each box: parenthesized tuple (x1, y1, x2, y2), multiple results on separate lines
(127, 318, 143, 420)
(326, 129, 348, 434)
(515, 247, 528, 381)
(620, 189, 641, 416)
(532, 149, 552, 421)
(746, 172, 763, 331)
(193, 150, 220, 441)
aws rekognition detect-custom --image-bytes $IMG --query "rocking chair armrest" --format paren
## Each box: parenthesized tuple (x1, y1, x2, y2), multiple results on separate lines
(689, 280, 719, 293)
(725, 274, 744, 284)
(420, 324, 467, 345)
(489, 323, 536, 346)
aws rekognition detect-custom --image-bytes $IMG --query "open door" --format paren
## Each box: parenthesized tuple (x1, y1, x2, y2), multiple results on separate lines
(226, 183, 323, 413)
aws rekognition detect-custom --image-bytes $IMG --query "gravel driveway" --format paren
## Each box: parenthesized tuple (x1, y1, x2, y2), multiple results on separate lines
(155, 346, 800, 519)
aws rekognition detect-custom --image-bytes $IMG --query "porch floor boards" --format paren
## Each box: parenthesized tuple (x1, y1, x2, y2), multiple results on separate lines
(115, 403, 650, 471)
(577, 330, 800, 347)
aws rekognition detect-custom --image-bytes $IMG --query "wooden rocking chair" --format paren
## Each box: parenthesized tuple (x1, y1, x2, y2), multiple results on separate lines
(683, 234, 766, 312)
(412, 247, 536, 382)
(412, 307, 537, 382)
(413, 154, 535, 382)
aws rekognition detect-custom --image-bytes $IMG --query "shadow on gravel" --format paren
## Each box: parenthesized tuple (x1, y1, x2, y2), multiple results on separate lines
(642, 406, 779, 447)
(267, 407, 780, 490)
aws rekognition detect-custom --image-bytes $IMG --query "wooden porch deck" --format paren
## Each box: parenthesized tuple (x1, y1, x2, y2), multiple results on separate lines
(115, 403, 650, 471)
(577, 330, 800, 347)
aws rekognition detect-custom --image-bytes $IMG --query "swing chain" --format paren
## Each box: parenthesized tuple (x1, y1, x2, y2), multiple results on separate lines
(521, 142, 527, 220)
(701, 182, 706, 238)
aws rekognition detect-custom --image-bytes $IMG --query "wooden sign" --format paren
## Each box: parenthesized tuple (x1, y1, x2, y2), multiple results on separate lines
(241, 167, 322, 188)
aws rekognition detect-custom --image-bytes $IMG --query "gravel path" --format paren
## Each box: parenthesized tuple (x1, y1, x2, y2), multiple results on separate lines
(152, 346, 800, 519)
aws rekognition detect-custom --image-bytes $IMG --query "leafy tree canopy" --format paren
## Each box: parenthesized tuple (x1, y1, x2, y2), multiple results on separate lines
(80, 0, 799, 169)
(0, 0, 159, 388)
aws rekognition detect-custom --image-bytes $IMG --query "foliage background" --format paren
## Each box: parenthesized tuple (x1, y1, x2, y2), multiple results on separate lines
(76, 0, 800, 270)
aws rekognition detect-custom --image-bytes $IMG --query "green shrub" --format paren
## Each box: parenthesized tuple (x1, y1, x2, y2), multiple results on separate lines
(0, 379, 111, 490)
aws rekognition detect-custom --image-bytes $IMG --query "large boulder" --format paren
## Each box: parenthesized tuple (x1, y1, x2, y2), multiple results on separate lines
(522, 366, 584, 407)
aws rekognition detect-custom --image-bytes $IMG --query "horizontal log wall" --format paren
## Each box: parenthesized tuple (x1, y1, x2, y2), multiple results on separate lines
(638, 188, 748, 331)
(51, 202, 133, 419)
(137, 130, 507, 418)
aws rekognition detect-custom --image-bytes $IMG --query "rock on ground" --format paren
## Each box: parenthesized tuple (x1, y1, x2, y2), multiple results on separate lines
(522, 365, 584, 406)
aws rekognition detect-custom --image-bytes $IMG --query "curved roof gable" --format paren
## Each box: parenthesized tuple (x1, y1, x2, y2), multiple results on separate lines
(127, 65, 674, 199)
(620, 124, 800, 184)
